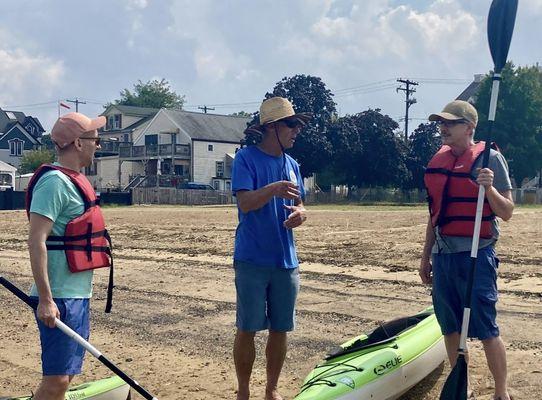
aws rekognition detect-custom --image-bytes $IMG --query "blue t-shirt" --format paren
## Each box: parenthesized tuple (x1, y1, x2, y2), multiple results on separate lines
(29, 165, 94, 298)
(232, 146, 305, 268)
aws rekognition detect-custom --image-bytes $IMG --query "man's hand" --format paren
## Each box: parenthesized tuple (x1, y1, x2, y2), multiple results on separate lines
(419, 257, 433, 285)
(476, 167, 494, 189)
(283, 205, 306, 229)
(272, 181, 300, 200)
(37, 299, 60, 328)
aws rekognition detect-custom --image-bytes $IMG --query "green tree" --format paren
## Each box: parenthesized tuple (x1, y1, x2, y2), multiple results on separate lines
(241, 75, 338, 176)
(474, 63, 542, 185)
(110, 79, 185, 109)
(269, 75, 337, 178)
(328, 109, 409, 189)
(229, 111, 254, 118)
(19, 148, 55, 174)
(405, 122, 441, 190)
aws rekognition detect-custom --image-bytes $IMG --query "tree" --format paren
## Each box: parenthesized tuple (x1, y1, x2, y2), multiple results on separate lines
(110, 79, 185, 109)
(474, 63, 542, 185)
(19, 148, 55, 174)
(328, 109, 409, 189)
(405, 122, 441, 190)
(229, 111, 254, 118)
(267, 75, 337, 177)
(241, 76, 337, 176)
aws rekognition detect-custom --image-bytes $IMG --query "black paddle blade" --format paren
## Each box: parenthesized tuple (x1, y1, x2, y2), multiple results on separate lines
(487, 0, 518, 73)
(440, 355, 468, 400)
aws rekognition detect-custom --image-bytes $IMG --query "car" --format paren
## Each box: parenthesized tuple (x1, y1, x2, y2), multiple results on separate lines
(179, 182, 216, 191)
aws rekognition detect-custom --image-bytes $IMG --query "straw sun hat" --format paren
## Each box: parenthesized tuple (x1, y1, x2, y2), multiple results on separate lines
(244, 97, 312, 135)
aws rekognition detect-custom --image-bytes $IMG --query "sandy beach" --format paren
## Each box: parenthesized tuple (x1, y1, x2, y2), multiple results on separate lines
(1, 205, 540, 399)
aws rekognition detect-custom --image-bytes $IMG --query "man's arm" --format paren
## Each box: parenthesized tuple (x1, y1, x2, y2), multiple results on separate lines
(477, 168, 514, 221)
(236, 181, 300, 214)
(28, 212, 59, 328)
(419, 216, 435, 284)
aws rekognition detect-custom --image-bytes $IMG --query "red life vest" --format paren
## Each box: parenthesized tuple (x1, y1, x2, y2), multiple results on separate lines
(424, 142, 495, 239)
(26, 164, 114, 313)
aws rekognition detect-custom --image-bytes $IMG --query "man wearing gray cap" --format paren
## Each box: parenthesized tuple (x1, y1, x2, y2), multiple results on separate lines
(26, 112, 106, 399)
(419, 100, 514, 400)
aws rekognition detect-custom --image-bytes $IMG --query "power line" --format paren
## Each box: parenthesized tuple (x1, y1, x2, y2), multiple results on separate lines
(66, 98, 87, 112)
(396, 78, 418, 142)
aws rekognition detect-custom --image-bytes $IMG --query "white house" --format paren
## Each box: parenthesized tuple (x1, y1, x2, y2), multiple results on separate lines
(91, 108, 249, 191)
(0, 160, 17, 189)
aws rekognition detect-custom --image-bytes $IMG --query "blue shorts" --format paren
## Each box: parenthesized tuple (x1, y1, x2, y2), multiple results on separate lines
(432, 246, 500, 340)
(32, 297, 90, 376)
(234, 260, 300, 332)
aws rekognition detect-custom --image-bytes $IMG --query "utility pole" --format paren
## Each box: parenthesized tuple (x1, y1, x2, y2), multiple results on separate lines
(198, 105, 215, 114)
(66, 98, 87, 112)
(396, 79, 418, 141)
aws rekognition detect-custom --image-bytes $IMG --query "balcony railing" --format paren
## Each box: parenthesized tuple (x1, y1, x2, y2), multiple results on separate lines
(119, 144, 190, 159)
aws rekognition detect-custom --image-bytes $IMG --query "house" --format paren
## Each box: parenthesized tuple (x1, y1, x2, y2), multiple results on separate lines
(0, 160, 17, 189)
(97, 104, 159, 155)
(456, 74, 485, 103)
(0, 108, 44, 168)
(89, 107, 249, 191)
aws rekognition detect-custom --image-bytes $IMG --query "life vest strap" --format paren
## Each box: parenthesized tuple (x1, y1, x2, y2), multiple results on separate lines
(47, 229, 107, 242)
(447, 196, 490, 204)
(45, 244, 110, 252)
(425, 168, 473, 179)
(104, 230, 113, 314)
(440, 214, 496, 224)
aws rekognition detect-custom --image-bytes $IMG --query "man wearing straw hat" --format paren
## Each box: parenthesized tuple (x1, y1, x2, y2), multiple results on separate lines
(232, 97, 311, 400)
(419, 100, 514, 400)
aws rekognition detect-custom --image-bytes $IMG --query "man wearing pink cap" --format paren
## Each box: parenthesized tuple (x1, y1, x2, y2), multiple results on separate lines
(26, 112, 105, 399)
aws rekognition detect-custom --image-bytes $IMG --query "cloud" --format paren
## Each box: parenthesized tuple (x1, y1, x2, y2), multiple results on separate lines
(0, 31, 64, 106)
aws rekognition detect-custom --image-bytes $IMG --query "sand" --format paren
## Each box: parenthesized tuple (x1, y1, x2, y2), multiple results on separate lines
(1, 205, 540, 399)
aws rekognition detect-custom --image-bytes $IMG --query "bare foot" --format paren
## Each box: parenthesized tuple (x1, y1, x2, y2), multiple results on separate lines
(265, 387, 283, 400)
(236, 388, 249, 400)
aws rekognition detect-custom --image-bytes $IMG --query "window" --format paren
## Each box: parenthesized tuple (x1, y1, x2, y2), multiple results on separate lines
(216, 161, 224, 177)
(213, 180, 220, 190)
(208, 144, 214, 151)
(123, 133, 130, 143)
(107, 114, 122, 130)
(8, 139, 23, 156)
(114, 114, 122, 129)
(225, 181, 231, 191)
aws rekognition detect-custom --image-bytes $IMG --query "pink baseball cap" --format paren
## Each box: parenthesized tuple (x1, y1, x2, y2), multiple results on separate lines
(51, 112, 106, 149)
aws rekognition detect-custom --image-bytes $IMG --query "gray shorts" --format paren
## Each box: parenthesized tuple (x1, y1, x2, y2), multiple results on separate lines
(234, 260, 300, 332)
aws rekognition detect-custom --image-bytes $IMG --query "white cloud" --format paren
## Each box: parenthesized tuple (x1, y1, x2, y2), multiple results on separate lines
(0, 38, 64, 105)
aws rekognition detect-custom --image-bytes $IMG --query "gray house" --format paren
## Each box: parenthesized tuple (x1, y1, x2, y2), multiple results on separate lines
(0, 108, 44, 168)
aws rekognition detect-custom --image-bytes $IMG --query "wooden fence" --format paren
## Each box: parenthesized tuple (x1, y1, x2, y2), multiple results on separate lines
(132, 187, 235, 205)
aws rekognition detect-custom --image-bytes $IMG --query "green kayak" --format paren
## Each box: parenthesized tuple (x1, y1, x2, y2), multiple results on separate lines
(3, 376, 130, 400)
(295, 307, 445, 400)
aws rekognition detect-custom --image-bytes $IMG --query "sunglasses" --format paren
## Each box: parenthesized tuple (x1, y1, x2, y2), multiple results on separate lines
(436, 119, 468, 128)
(79, 137, 101, 145)
(281, 118, 303, 129)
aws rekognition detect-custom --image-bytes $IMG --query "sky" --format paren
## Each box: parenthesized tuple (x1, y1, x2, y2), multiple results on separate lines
(0, 0, 540, 134)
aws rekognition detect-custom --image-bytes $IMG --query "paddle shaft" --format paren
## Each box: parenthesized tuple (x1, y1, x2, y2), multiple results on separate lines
(458, 75, 501, 354)
(0, 276, 158, 400)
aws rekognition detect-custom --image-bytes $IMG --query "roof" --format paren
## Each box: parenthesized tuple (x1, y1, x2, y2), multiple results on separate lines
(164, 109, 249, 143)
(456, 75, 484, 102)
(0, 160, 17, 172)
(104, 104, 159, 117)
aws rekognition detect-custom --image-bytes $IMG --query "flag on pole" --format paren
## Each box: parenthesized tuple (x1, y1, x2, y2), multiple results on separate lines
(59, 101, 71, 109)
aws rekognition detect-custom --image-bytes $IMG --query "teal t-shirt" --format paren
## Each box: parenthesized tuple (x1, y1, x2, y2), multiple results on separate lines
(29, 165, 93, 298)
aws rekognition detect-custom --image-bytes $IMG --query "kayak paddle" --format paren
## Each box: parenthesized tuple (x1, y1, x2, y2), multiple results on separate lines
(439, 0, 518, 399)
(0, 276, 159, 400)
